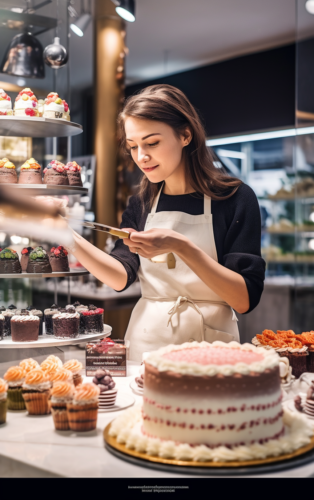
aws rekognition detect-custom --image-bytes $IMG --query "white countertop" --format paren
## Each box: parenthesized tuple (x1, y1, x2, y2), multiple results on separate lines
(1, 352, 314, 478)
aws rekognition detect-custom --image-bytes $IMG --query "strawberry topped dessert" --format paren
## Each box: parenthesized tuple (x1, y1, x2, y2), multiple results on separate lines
(0, 89, 13, 115)
(43, 92, 65, 119)
(65, 161, 82, 186)
(18, 157, 42, 185)
(0, 248, 21, 274)
(43, 160, 69, 185)
(62, 100, 70, 121)
(0, 157, 17, 184)
(49, 245, 69, 272)
(21, 246, 33, 272)
(14, 88, 38, 117)
(80, 305, 104, 334)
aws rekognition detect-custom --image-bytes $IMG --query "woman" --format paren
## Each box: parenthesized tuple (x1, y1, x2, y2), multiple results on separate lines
(70, 84, 265, 361)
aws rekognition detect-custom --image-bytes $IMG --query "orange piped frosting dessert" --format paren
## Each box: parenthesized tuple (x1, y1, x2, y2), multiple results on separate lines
(0, 378, 8, 397)
(4, 366, 25, 384)
(51, 381, 74, 400)
(73, 383, 100, 403)
(19, 358, 39, 373)
(50, 382, 74, 430)
(22, 368, 51, 415)
(50, 369, 73, 384)
(41, 355, 62, 375)
(0, 157, 17, 184)
(67, 383, 100, 431)
(21, 158, 41, 170)
(63, 359, 83, 386)
(4, 366, 25, 410)
(24, 368, 48, 386)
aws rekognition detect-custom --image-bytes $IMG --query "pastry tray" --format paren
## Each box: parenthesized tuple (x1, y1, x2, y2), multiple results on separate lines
(104, 425, 314, 476)
(0, 184, 88, 196)
(0, 116, 83, 137)
(0, 269, 89, 279)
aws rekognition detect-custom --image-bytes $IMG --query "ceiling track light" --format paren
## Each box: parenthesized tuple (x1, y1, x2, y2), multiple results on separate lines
(112, 0, 136, 22)
(306, 0, 314, 14)
(70, 0, 92, 37)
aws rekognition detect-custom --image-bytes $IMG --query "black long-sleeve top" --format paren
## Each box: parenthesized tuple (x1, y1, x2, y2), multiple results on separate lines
(110, 183, 265, 313)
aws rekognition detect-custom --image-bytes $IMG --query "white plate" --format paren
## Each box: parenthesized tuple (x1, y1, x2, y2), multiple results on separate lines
(285, 393, 314, 420)
(129, 379, 143, 396)
(98, 392, 135, 413)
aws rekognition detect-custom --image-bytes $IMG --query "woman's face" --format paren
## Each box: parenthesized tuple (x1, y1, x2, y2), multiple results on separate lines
(124, 117, 190, 184)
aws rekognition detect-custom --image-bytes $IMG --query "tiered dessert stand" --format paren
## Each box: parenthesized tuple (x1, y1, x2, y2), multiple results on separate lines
(0, 116, 112, 360)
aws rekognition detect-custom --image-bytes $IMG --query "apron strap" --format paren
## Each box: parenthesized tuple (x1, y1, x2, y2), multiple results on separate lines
(167, 296, 205, 341)
(204, 195, 212, 216)
(150, 185, 164, 215)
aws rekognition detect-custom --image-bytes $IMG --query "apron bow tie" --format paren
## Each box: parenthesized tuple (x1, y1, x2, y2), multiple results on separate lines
(167, 296, 205, 341)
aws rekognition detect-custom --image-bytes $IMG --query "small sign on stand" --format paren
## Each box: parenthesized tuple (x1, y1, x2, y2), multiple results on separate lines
(85, 338, 129, 377)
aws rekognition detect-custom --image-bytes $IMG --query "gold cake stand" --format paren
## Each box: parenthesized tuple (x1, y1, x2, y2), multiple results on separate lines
(104, 424, 314, 474)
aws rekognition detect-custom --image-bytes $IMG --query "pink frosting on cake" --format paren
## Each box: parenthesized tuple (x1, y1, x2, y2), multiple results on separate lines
(162, 346, 264, 366)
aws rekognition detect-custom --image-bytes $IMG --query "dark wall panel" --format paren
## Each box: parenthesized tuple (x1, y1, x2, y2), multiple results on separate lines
(126, 44, 296, 137)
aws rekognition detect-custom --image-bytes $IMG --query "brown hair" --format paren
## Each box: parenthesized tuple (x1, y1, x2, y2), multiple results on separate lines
(118, 84, 242, 208)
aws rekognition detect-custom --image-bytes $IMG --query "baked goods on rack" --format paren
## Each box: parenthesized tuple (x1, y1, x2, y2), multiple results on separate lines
(11, 310, 40, 342)
(52, 308, 80, 339)
(3, 366, 26, 410)
(0, 248, 21, 274)
(0, 158, 17, 184)
(18, 158, 42, 185)
(14, 88, 39, 117)
(26, 306, 43, 335)
(44, 304, 60, 335)
(21, 247, 33, 272)
(109, 341, 313, 462)
(43, 92, 64, 119)
(65, 161, 82, 186)
(67, 383, 100, 431)
(22, 369, 51, 415)
(63, 359, 83, 386)
(43, 160, 69, 185)
(27, 246, 52, 273)
(50, 381, 74, 430)
(49, 245, 69, 272)
(0, 89, 12, 116)
(62, 100, 70, 121)
(80, 305, 104, 334)
(92, 369, 117, 408)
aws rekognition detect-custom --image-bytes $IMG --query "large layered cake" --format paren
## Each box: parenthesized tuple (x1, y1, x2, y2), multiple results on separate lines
(109, 341, 313, 462)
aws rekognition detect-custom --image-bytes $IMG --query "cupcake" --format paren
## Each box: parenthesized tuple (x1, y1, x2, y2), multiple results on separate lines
(21, 247, 33, 272)
(0, 248, 21, 274)
(22, 369, 51, 415)
(4, 366, 26, 410)
(52, 308, 80, 339)
(0, 378, 8, 424)
(92, 369, 117, 409)
(50, 369, 73, 385)
(18, 158, 42, 185)
(14, 88, 38, 117)
(27, 246, 52, 273)
(0, 158, 17, 184)
(40, 355, 62, 376)
(19, 358, 39, 373)
(43, 160, 68, 186)
(0, 313, 4, 340)
(0, 89, 13, 116)
(64, 161, 83, 186)
(11, 310, 39, 342)
(26, 306, 43, 335)
(62, 100, 70, 121)
(63, 359, 83, 386)
(43, 92, 64, 119)
(67, 383, 100, 432)
(49, 245, 69, 272)
(44, 304, 60, 335)
(80, 305, 104, 334)
(50, 382, 74, 430)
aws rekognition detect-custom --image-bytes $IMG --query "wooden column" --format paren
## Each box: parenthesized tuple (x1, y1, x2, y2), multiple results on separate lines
(94, 0, 125, 250)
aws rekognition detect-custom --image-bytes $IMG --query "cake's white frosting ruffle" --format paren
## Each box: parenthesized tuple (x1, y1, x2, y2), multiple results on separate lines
(0, 100, 11, 110)
(109, 406, 313, 462)
(15, 100, 38, 110)
(145, 341, 279, 376)
(53, 312, 80, 319)
(23, 381, 51, 391)
(44, 102, 64, 113)
(11, 314, 39, 322)
(252, 336, 308, 353)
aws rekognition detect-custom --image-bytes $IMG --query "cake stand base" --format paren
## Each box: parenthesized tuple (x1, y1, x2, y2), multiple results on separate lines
(104, 426, 314, 476)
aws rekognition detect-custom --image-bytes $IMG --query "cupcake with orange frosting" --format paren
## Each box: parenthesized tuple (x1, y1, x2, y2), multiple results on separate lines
(50, 381, 74, 430)
(19, 358, 39, 373)
(0, 158, 17, 184)
(18, 158, 42, 185)
(0, 378, 8, 424)
(3, 366, 26, 410)
(50, 368, 73, 385)
(67, 383, 100, 432)
(63, 359, 83, 386)
(22, 368, 51, 415)
(40, 355, 63, 379)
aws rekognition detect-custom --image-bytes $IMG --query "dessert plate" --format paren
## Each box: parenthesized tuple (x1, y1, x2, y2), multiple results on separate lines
(285, 394, 314, 420)
(98, 393, 135, 413)
(129, 379, 143, 396)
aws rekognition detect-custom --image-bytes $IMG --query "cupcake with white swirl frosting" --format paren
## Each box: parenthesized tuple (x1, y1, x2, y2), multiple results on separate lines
(52, 307, 80, 339)
(11, 310, 39, 342)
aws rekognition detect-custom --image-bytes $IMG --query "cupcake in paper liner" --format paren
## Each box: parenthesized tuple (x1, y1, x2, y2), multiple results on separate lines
(50, 381, 74, 430)
(50, 369, 73, 385)
(67, 383, 100, 432)
(63, 359, 83, 386)
(22, 369, 51, 415)
(0, 378, 8, 424)
(3, 366, 26, 410)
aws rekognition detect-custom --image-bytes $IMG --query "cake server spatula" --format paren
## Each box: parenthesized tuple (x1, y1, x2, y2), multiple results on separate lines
(65, 219, 130, 239)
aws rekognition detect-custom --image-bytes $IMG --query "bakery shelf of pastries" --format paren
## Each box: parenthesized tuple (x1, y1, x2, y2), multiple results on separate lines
(0, 116, 82, 138)
(0, 327, 111, 349)
(0, 269, 89, 279)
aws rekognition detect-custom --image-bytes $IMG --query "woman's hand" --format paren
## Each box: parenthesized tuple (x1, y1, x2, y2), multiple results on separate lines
(123, 228, 185, 259)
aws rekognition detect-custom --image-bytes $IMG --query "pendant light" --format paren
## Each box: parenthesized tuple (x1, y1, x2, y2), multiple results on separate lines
(306, 0, 314, 14)
(43, 37, 68, 68)
(70, 0, 92, 37)
(0, 32, 45, 78)
(114, 0, 136, 22)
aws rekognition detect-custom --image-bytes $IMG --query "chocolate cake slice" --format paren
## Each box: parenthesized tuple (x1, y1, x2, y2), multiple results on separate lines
(27, 246, 52, 273)
(49, 246, 69, 272)
(80, 305, 104, 333)
(43, 160, 68, 185)
(0, 248, 21, 274)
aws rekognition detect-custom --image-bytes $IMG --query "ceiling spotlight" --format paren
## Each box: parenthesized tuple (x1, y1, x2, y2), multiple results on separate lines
(0, 32, 45, 79)
(70, 12, 92, 37)
(113, 0, 135, 22)
(306, 0, 314, 14)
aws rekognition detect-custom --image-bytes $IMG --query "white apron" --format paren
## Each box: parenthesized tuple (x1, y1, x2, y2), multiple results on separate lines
(125, 188, 240, 362)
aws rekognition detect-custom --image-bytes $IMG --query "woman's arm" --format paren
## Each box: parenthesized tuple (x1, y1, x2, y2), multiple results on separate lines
(70, 231, 128, 291)
(125, 229, 250, 313)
